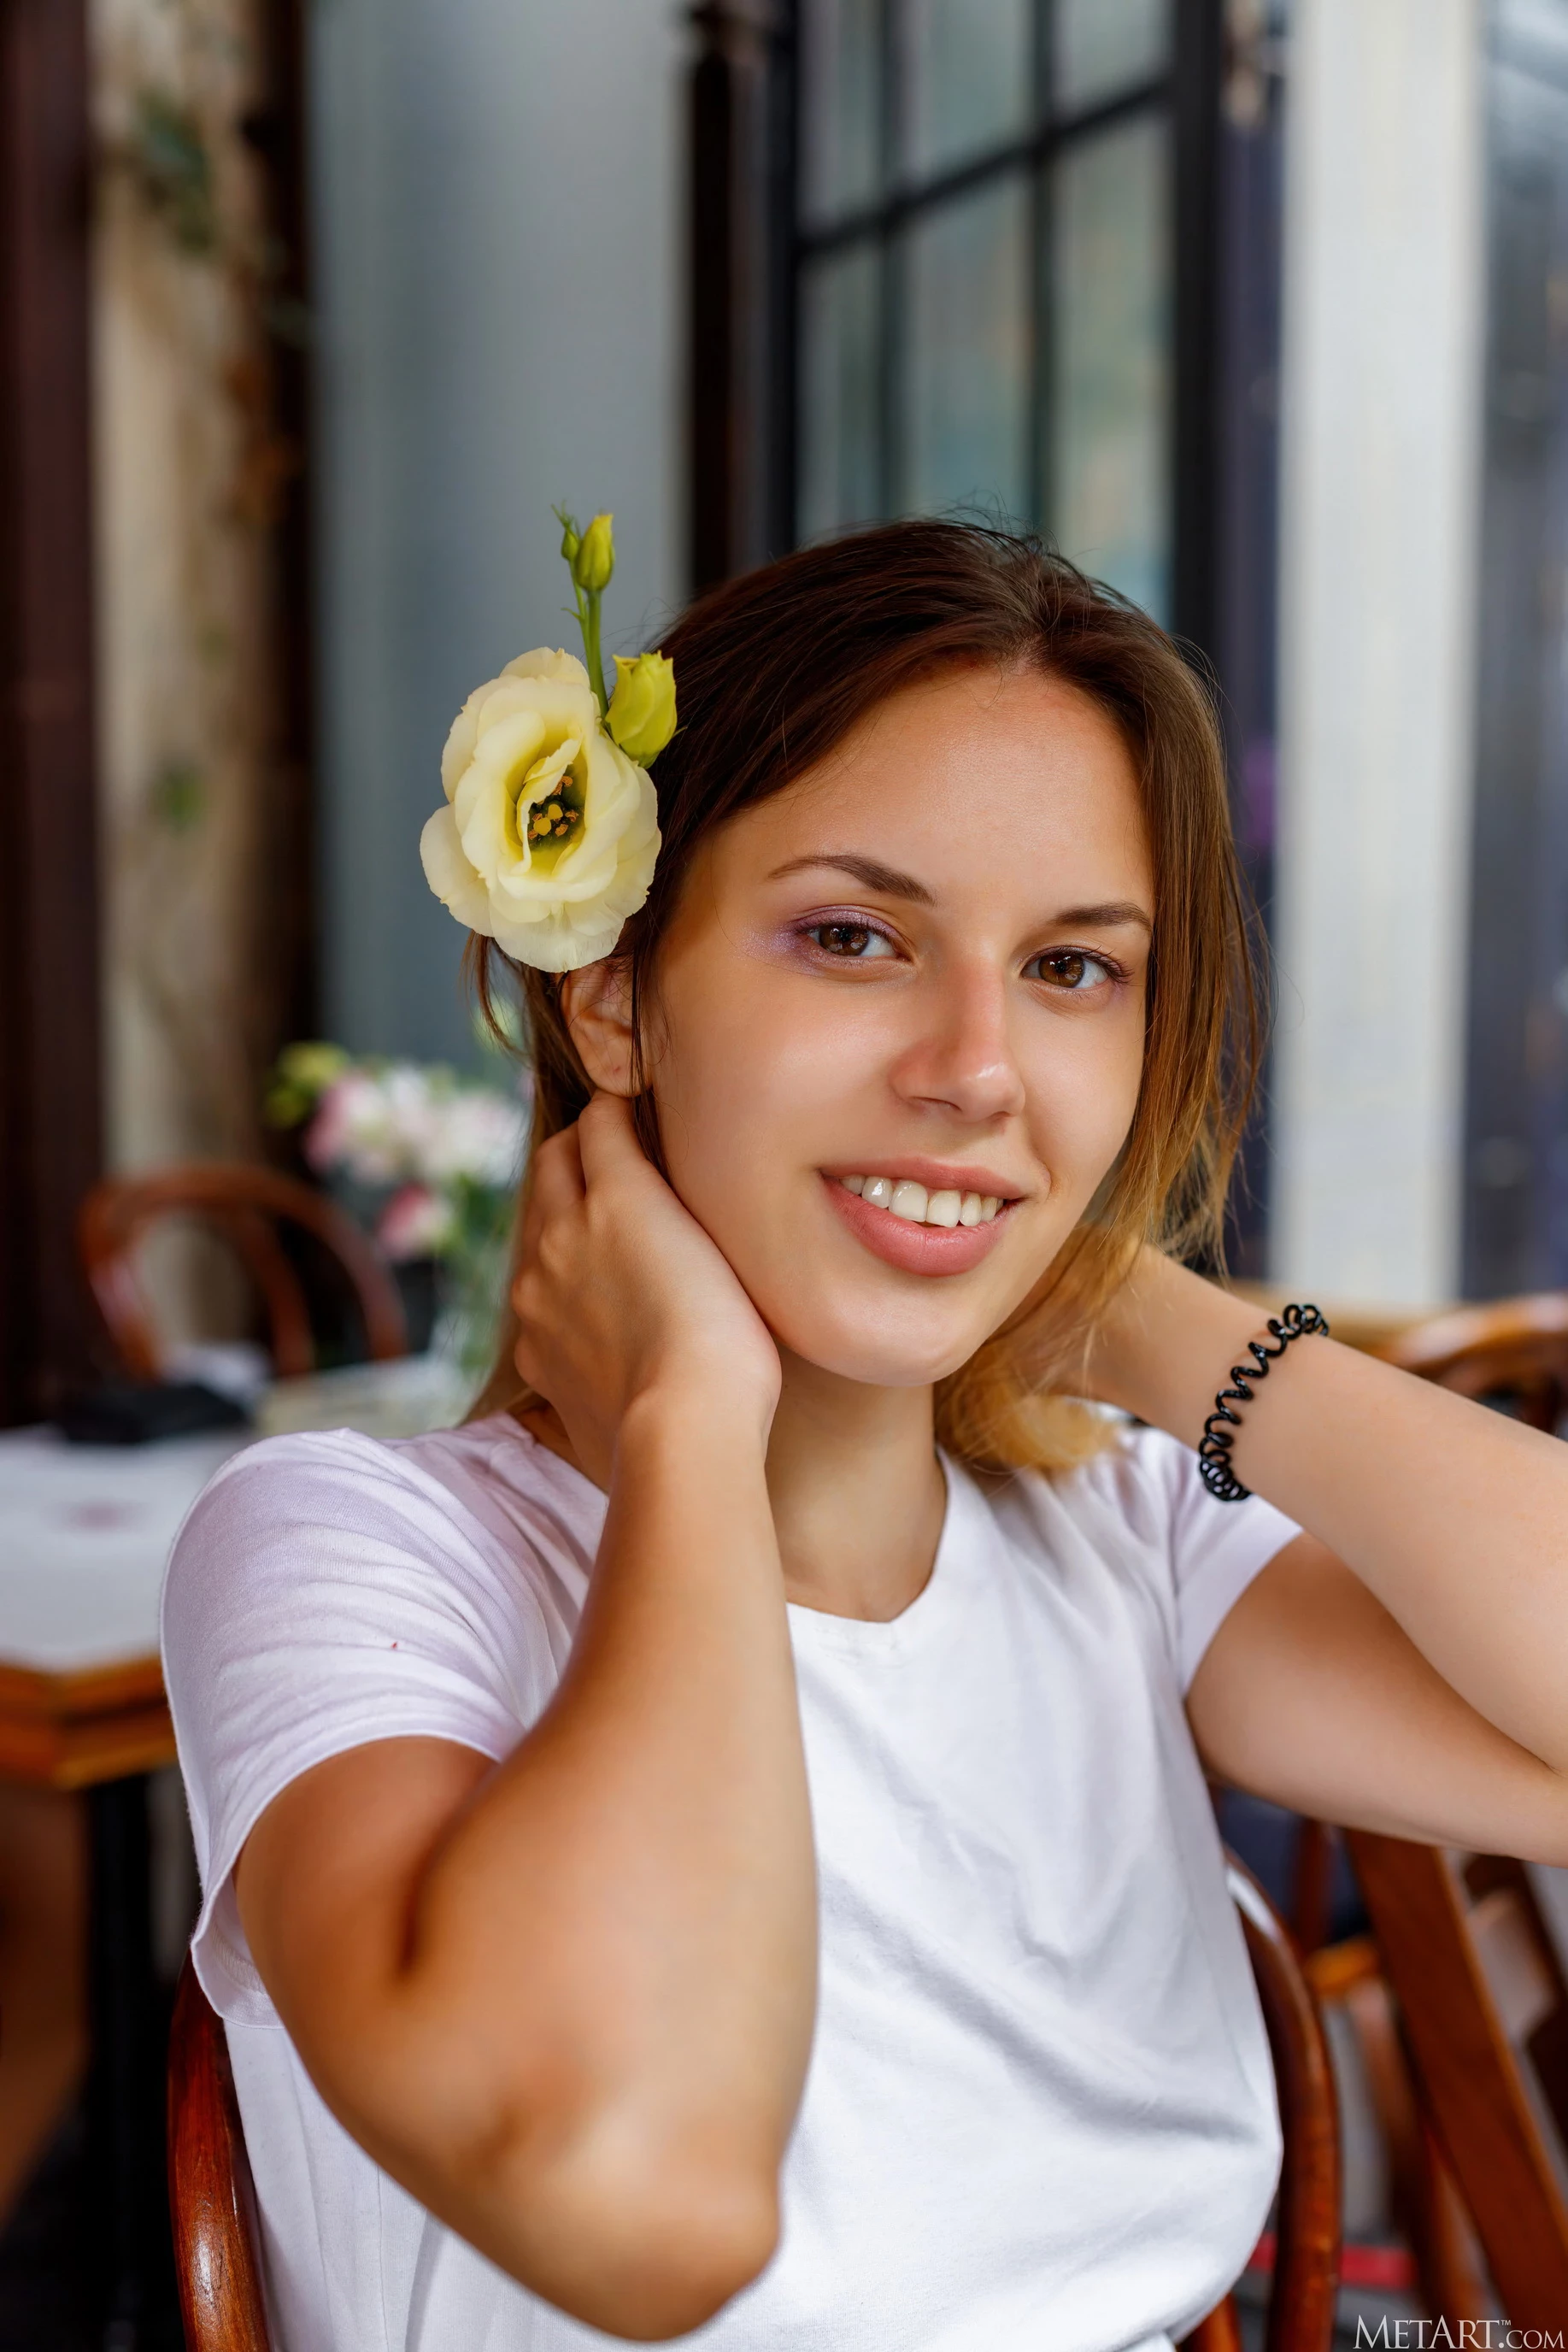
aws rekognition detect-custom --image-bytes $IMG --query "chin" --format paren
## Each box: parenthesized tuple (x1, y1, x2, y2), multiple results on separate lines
(761, 1292, 997, 1391)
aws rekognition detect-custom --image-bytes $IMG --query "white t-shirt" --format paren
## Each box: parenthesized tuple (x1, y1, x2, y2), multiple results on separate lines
(161, 1414, 1299, 2352)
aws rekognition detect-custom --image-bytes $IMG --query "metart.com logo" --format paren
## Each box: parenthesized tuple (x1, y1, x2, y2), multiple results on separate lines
(1354, 2325, 1566, 2349)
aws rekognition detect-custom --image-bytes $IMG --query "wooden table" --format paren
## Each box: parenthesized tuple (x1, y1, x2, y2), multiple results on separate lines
(0, 1425, 249, 2348)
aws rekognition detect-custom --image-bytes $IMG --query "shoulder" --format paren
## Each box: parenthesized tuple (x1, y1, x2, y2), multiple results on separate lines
(987, 1418, 1200, 1554)
(161, 1415, 602, 1736)
(975, 1421, 1300, 1689)
(167, 1414, 597, 1589)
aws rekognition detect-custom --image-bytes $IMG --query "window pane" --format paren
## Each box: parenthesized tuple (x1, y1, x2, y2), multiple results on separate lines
(902, 174, 1030, 519)
(800, 244, 883, 538)
(801, 0, 883, 224)
(1054, 0, 1169, 112)
(902, 0, 1032, 181)
(1050, 115, 1171, 617)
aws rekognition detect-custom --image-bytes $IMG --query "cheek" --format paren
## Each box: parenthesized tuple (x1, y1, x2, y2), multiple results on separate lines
(650, 970, 827, 1205)
(1021, 1005, 1147, 1200)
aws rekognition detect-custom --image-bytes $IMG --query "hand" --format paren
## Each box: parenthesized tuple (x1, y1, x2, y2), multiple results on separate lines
(511, 1093, 782, 1485)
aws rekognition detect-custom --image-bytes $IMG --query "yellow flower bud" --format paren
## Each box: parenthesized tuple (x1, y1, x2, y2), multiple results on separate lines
(573, 511, 615, 593)
(607, 650, 678, 764)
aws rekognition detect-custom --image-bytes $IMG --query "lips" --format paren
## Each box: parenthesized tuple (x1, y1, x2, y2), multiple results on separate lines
(822, 1172, 1016, 1276)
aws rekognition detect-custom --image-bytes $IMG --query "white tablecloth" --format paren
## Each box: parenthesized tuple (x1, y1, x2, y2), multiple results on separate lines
(0, 1426, 246, 1673)
(0, 1355, 471, 1678)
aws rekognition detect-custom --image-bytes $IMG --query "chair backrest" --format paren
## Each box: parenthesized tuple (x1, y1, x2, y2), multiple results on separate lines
(1311, 1295, 1568, 2327)
(167, 1863, 1338, 2352)
(80, 1161, 408, 1381)
(1378, 1291, 1568, 1432)
(167, 1956, 272, 2350)
(1305, 1927, 1493, 2324)
(1345, 1832, 1568, 2331)
(1218, 1854, 1342, 2352)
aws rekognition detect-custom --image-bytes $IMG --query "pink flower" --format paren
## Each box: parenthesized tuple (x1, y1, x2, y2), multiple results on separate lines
(305, 1070, 397, 1181)
(376, 1184, 457, 1262)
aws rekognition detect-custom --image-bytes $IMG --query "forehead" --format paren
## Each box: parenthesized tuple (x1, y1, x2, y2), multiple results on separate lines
(712, 664, 1151, 897)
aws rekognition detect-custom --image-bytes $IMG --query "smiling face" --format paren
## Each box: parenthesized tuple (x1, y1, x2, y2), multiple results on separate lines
(581, 662, 1154, 1391)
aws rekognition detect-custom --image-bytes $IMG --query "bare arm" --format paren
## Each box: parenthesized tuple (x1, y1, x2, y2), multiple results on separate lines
(237, 1098, 817, 2340)
(1090, 1250, 1568, 1855)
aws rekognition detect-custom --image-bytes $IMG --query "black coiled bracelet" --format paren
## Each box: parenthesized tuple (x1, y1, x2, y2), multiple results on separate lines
(1197, 1302, 1330, 1502)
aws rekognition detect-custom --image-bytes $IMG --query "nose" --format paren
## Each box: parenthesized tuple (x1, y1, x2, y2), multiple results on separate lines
(888, 961, 1026, 1126)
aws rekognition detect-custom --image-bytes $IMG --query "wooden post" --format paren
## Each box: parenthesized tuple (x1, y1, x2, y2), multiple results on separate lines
(249, 0, 320, 1084)
(688, 0, 794, 595)
(0, 0, 102, 1423)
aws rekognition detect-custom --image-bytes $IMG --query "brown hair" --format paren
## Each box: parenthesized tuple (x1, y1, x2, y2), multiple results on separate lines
(469, 519, 1260, 1474)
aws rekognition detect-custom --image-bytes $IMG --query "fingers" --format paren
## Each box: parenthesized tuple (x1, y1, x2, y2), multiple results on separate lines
(575, 1090, 648, 1189)
(520, 1125, 585, 1243)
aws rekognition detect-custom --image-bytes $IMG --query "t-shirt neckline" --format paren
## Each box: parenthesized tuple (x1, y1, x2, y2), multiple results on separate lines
(485, 1414, 983, 1661)
(784, 1452, 989, 1660)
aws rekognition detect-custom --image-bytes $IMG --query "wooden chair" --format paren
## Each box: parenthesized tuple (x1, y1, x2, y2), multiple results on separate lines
(1377, 1289, 1568, 1430)
(1305, 1926, 1491, 2322)
(167, 1856, 1340, 2352)
(1288, 1294, 1568, 1954)
(1341, 1835, 1568, 2332)
(1178, 1855, 1342, 2352)
(79, 1161, 408, 1381)
(1295, 1293, 1568, 2327)
(167, 1959, 269, 2352)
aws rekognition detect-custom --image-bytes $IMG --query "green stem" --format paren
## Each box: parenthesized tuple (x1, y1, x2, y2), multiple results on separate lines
(582, 589, 609, 717)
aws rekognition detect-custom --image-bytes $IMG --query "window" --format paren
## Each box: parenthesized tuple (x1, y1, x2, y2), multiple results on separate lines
(794, 0, 1177, 620)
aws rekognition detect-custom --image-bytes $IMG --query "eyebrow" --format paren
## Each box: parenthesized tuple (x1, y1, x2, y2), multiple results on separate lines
(767, 855, 1153, 933)
(767, 853, 936, 903)
(1046, 900, 1153, 933)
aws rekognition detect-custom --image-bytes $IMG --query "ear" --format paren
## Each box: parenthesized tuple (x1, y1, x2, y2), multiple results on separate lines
(561, 956, 637, 1097)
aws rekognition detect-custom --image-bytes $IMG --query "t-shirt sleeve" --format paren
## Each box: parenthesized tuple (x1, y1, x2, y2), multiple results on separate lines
(161, 1430, 561, 2026)
(1150, 1428, 1301, 1689)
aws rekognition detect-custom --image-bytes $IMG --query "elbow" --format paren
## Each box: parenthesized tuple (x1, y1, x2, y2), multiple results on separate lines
(586, 2173, 780, 2340)
(475, 2123, 781, 2340)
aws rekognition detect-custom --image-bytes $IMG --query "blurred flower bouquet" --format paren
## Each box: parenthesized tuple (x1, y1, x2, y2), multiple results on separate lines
(267, 1043, 529, 1379)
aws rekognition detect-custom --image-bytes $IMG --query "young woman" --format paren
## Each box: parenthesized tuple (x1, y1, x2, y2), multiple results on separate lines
(164, 521, 1568, 2352)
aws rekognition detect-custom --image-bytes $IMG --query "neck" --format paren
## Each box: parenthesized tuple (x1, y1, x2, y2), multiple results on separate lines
(514, 1361, 945, 1626)
(763, 1351, 944, 1622)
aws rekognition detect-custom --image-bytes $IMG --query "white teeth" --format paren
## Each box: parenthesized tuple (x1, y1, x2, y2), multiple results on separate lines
(837, 1174, 1007, 1229)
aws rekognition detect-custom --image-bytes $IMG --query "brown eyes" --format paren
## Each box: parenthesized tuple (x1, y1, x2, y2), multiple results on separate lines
(802, 926, 1119, 990)
(1025, 950, 1118, 991)
(808, 922, 887, 957)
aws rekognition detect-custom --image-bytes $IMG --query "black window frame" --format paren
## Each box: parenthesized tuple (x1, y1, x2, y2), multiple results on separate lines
(762, 0, 1225, 652)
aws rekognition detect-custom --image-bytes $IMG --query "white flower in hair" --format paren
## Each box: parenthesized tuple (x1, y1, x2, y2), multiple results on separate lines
(420, 511, 674, 973)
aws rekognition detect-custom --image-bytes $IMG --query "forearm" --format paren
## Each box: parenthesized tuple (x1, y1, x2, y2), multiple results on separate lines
(1095, 1250, 1568, 1775)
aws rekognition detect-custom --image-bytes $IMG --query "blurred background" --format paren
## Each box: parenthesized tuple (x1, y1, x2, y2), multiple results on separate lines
(4, 0, 1568, 2345)
(11, 0, 1568, 1426)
